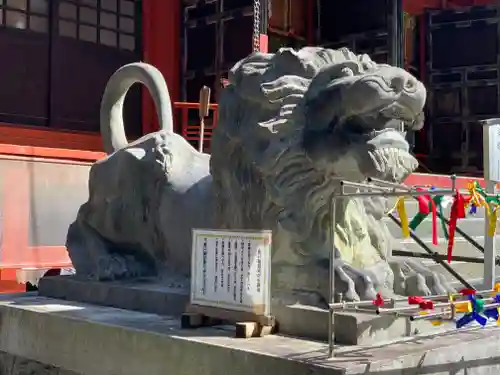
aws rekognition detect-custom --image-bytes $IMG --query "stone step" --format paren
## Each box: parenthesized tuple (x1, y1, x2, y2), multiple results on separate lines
(425, 262, 499, 284)
(392, 227, 499, 285)
(400, 236, 488, 257)
(390, 253, 493, 285)
(357, 193, 497, 286)
(406, 236, 500, 256)
(392, 236, 498, 285)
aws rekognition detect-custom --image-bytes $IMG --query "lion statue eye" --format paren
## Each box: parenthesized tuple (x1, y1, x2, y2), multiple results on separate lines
(341, 67, 354, 77)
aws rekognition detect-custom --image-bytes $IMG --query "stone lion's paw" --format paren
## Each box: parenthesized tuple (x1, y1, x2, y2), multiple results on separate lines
(94, 254, 153, 281)
(388, 258, 455, 296)
(332, 259, 379, 301)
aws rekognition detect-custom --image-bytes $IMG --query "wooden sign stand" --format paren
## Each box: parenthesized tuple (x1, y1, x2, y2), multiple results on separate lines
(181, 228, 275, 339)
(181, 304, 276, 338)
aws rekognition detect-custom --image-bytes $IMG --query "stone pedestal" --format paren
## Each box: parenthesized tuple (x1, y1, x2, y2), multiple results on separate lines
(39, 276, 444, 345)
(1, 292, 500, 375)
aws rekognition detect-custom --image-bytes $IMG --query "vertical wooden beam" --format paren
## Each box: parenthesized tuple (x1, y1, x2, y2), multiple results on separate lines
(142, 0, 181, 134)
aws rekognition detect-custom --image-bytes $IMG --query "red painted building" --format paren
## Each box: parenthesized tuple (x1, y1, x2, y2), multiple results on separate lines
(0, 0, 178, 290)
(0, 0, 496, 291)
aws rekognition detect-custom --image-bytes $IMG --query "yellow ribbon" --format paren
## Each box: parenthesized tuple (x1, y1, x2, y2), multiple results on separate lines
(419, 295, 474, 325)
(467, 182, 498, 237)
(489, 206, 498, 237)
(396, 197, 410, 238)
(492, 283, 500, 295)
(454, 301, 472, 314)
(448, 294, 472, 314)
(418, 311, 442, 326)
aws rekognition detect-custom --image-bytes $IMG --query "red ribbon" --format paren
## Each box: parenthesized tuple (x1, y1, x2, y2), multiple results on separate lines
(372, 293, 384, 307)
(459, 288, 476, 296)
(416, 194, 431, 215)
(408, 296, 434, 310)
(416, 189, 438, 245)
(447, 191, 467, 263)
(430, 198, 438, 246)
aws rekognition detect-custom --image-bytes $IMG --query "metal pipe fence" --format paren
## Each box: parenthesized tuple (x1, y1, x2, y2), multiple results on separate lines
(326, 176, 498, 358)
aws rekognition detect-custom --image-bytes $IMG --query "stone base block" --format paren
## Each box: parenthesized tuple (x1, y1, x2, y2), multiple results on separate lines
(39, 276, 447, 345)
(39, 275, 189, 316)
(272, 304, 450, 345)
(1, 293, 500, 375)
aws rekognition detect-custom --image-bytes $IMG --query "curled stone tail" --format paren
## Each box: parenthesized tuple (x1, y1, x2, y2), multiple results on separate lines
(100, 62, 174, 154)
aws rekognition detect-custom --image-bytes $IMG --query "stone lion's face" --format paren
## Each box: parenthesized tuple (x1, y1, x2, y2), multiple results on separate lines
(303, 60, 426, 182)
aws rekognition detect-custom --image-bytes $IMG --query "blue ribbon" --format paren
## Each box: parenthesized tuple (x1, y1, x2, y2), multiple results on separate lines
(456, 295, 487, 328)
(469, 204, 477, 215)
(484, 294, 500, 322)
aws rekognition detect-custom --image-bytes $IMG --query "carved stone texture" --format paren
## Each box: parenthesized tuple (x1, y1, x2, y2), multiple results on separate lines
(66, 47, 453, 305)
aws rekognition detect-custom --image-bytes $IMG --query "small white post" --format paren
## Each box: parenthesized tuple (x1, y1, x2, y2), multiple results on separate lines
(482, 118, 500, 289)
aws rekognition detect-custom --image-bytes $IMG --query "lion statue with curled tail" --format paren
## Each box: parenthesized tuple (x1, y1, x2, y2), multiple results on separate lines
(66, 46, 453, 308)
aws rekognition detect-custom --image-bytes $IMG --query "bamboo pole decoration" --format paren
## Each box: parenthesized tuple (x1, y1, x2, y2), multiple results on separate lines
(198, 86, 211, 153)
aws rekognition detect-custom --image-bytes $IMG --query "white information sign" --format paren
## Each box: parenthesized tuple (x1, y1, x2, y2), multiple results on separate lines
(190, 229, 272, 316)
(484, 119, 500, 183)
(482, 119, 500, 289)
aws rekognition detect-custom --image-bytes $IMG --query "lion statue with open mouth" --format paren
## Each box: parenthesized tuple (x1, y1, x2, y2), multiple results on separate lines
(67, 47, 453, 307)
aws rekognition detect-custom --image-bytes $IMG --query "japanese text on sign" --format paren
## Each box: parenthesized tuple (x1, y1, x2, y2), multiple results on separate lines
(190, 229, 272, 316)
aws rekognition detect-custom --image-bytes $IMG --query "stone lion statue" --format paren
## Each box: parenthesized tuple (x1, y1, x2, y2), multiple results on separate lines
(67, 47, 452, 307)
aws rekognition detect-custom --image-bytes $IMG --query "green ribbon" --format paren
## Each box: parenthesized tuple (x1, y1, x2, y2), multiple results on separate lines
(473, 181, 500, 205)
(475, 299, 485, 314)
(408, 212, 427, 230)
(409, 181, 500, 241)
(409, 195, 449, 240)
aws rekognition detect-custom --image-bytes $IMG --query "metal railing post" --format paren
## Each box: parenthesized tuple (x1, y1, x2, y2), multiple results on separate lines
(328, 194, 337, 358)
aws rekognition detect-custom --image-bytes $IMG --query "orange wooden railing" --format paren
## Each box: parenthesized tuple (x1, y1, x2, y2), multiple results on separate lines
(174, 102, 219, 152)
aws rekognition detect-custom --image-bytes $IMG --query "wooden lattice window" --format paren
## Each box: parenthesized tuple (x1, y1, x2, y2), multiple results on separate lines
(57, 0, 137, 51)
(0, 0, 49, 33)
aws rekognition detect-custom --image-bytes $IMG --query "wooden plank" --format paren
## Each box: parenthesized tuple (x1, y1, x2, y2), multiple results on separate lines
(181, 312, 204, 328)
(234, 322, 274, 338)
(186, 304, 275, 326)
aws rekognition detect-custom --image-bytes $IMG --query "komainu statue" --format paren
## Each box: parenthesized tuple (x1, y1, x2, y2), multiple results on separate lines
(67, 47, 452, 306)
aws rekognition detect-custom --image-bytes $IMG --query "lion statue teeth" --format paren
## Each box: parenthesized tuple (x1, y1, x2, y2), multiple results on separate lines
(66, 47, 453, 307)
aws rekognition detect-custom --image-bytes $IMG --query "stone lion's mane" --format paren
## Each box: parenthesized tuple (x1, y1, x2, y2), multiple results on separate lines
(210, 47, 382, 257)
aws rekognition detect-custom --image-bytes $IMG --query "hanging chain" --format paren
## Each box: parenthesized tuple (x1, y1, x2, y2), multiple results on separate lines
(252, 0, 261, 52)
